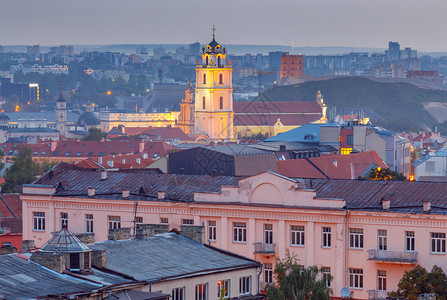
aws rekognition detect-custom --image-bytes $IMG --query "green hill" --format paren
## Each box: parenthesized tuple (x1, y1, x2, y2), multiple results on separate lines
(253, 77, 447, 132)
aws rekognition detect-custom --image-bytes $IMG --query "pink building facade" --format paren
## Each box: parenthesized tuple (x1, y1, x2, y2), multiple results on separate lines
(21, 164, 447, 299)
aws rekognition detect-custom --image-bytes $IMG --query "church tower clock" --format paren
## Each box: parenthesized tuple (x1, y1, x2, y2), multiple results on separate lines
(194, 26, 234, 141)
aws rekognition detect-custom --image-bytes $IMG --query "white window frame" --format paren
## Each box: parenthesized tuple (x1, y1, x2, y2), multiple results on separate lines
(218, 279, 230, 299)
(160, 217, 168, 224)
(431, 232, 446, 254)
(108, 216, 121, 230)
(182, 219, 194, 225)
(233, 223, 246, 243)
(349, 228, 364, 249)
(291, 225, 305, 247)
(208, 221, 216, 241)
(172, 287, 185, 300)
(135, 216, 143, 226)
(61, 212, 68, 229)
(86, 214, 93, 233)
(264, 263, 273, 283)
(405, 231, 415, 252)
(322, 227, 331, 248)
(349, 268, 363, 289)
(33, 212, 45, 231)
(378, 270, 386, 291)
(323, 267, 331, 288)
(239, 276, 251, 295)
(195, 283, 208, 300)
(378, 229, 387, 250)
(264, 224, 273, 244)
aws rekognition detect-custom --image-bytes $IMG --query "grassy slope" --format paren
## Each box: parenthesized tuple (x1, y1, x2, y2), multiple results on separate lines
(253, 77, 447, 132)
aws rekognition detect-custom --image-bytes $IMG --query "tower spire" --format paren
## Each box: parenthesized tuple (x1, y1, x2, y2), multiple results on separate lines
(212, 25, 216, 40)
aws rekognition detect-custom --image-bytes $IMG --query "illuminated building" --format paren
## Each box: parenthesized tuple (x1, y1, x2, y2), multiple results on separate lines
(280, 53, 304, 81)
(177, 86, 195, 134)
(194, 28, 234, 142)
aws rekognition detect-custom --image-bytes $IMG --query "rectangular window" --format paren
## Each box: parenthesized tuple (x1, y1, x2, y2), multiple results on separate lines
(349, 228, 364, 249)
(322, 227, 331, 248)
(160, 217, 168, 224)
(218, 280, 230, 298)
(195, 283, 207, 300)
(135, 216, 143, 227)
(264, 263, 273, 283)
(182, 219, 194, 225)
(86, 214, 93, 233)
(406, 231, 415, 252)
(172, 287, 185, 300)
(378, 230, 387, 250)
(208, 221, 216, 241)
(378, 270, 386, 291)
(233, 223, 246, 242)
(264, 224, 273, 244)
(61, 212, 68, 229)
(291, 225, 305, 246)
(323, 267, 331, 288)
(431, 232, 446, 254)
(33, 212, 45, 231)
(340, 147, 352, 155)
(349, 268, 363, 289)
(108, 216, 121, 230)
(347, 135, 354, 145)
(239, 276, 251, 295)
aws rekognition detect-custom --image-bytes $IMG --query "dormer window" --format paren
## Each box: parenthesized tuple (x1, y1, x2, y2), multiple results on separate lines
(304, 134, 316, 140)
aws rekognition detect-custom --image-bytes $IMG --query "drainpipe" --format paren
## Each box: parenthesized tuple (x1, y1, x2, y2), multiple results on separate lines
(257, 265, 263, 295)
(344, 210, 350, 289)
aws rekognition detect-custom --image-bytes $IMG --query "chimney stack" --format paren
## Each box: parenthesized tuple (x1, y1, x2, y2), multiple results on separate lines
(139, 141, 145, 153)
(122, 189, 130, 198)
(423, 201, 431, 212)
(382, 200, 391, 210)
(88, 187, 95, 197)
(158, 191, 166, 200)
(101, 170, 107, 180)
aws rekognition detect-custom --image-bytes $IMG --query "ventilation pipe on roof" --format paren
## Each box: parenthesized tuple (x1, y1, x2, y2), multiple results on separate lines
(98, 157, 103, 165)
(382, 199, 390, 210)
(423, 201, 431, 212)
(101, 170, 107, 180)
(139, 141, 144, 153)
(122, 189, 130, 198)
(350, 163, 355, 180)
(158, 191, 166, 200)
(88, 187, 95, 197)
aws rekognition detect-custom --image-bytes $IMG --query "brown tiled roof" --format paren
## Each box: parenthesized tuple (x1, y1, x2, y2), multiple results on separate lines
(278, 151, 387, 179)
(0, 194, 22, 234)
(140, 127, 193, 141)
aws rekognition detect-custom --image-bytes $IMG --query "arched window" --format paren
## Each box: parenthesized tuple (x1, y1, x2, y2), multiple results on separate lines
(202, 96, 206, 109)
(219, 74, 223, 84)
(206, 56, 209, 65)
(219, 96, 224, 110)
(203, 74, 206, 84)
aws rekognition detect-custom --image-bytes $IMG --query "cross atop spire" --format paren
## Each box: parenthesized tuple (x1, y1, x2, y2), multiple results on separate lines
(212, 25, 216, 39)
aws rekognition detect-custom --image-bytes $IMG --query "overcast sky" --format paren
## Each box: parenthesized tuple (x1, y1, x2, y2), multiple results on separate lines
(1, 0, 446, 52)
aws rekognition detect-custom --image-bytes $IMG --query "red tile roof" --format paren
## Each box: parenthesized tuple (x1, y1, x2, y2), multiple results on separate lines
(140, 127, 193, 141)
(0, 234, 22, 252)
(75, 153, 156, 169)
(278, 151, 387, 179)
(0, 194, 22, 234)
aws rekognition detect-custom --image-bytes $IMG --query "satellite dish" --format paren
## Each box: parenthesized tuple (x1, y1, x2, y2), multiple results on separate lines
(340, 287, 351, 298)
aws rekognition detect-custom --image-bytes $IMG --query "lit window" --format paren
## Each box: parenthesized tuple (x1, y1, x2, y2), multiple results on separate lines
(340, 148, 352, 155)
(322, 227, 331, 248)
(264, 263, 273, 283)
(349, 268, 363, 289)
(431, 232, 446, 254)
(291, 225, 305, 246)
(61, 212, 68, 229)
(233, 223, 246, 243)
(86, 214, 93, 233)
(182, 219, 194, 225)
(406, 231, 415, 252)
(264, 224, 273, 244)
(108, 216, 121, 230)
(33, 212, 45, 231)
(349, 228, 364, 249)
(239, 276, 251, 295)
(378, 270, 386, 291)
(208, 221, 216, 241)
(195, 283, 208, 300)
(172, 287, 185, 300)
(378, 230, 387, 250)
(218, 280, 230, 299)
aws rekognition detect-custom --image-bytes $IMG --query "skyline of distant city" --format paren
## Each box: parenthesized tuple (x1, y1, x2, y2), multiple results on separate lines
(1, 0, 446, 51)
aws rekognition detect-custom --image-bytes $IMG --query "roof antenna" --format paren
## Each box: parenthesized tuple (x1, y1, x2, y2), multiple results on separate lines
(212, 25, 216, 40)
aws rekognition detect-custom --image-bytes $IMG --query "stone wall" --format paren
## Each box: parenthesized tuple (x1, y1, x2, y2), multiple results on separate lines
(136, 224, 169, 237)
(30, 252, 65, 273)
(180, 225, 206, 243)
(1, 245, 17, 255)
(76, 233, 95, 244)
(21, 240, 35, 253)
(91, 249, 107, 268)
(108, 227, 131, 240)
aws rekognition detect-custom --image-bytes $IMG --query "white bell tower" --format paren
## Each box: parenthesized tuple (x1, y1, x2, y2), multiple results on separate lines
(194, 26, 234, 141)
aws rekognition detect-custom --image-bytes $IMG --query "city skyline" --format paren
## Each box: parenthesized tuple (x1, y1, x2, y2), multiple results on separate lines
(1, 0, 446, 52)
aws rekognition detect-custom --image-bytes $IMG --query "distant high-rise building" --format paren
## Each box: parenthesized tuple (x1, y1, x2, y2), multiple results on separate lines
(386, 41, 400, 61)
(49, 45, 74, 57)
(27, 45, 40, 61)
(136, 46, 148, 55)
(0, 78, 43, 102)
(189, 42, 200, 55)
(280, 53, 304, 80)
(400, 47, 417, 60)
(0, 45, 4, 54)
(269, 51, 287, 68)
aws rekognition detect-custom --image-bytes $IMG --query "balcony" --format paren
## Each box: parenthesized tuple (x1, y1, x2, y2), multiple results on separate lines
(367, 290, 387, 300)
(367, 249, 417, 264)
(253, 242, 276, 255)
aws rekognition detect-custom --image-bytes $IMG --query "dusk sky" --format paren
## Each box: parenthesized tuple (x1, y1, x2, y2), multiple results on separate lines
(1, 0, 446, 52)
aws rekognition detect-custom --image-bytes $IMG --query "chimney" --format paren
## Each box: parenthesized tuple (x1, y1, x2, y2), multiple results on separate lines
(158, 191, 166, 200)
(139, 141, 144, 153)
(423, 201, 431, 212)
(91, 250, 107, 268)
(179, 168, 185, 174)
(122, 189, 130, 198)
(88, 187, 95, 197)
(136, 158, 141, 164)
(101, 170, 107, 180)
(98, 157, 103, 165)
(212, 169, 217, 176)
(50, 140, 57, 152)
(382, 199, 391, 210)
(142, 153, 148, 159)
(350, 163, 355, 180)
(107, 160, 113, 168)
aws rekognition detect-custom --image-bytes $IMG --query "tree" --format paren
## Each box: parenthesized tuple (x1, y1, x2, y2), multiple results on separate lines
(82, 127, 107, 141)
(389, 265, 447, 300)
(360, 167, 407, 181)
(266, 250, 332, 300)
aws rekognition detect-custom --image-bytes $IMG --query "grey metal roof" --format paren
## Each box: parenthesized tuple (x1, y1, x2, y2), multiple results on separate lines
(88, 233, 260, 282)
(0, 254, 100, 299)
(40, 227, 91, 253)
(4, 112, 79, 123)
